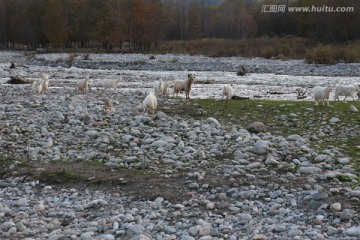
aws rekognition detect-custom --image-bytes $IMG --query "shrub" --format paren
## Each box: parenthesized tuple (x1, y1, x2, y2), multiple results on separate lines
(68, 53, 77, 62)
(156, 38, 308, 59)
(305, 44, 336, 64)
(261, 45, 276, 59)
(341, 44, 360, 63)
(83, 53, 91, 60)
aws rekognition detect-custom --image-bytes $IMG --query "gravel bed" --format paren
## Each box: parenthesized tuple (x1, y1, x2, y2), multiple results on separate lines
(0, 51, 359, 240)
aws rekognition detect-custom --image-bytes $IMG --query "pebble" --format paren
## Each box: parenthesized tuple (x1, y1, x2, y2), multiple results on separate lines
(330, 203, 341, 212)
(345, 227, 360, 237)
(340, 209, 354, 221)
(349, 105, 358, 112)
(0, 52, 358, 240)
(329, 117, 340, 123)
(247, 122, 266, 133)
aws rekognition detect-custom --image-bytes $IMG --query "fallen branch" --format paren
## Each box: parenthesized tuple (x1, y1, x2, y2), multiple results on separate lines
(296, 88, 307, 99)
(7, 76, 33, 84)
(9, 62, 29, 69)
(237, 65, 247, 76)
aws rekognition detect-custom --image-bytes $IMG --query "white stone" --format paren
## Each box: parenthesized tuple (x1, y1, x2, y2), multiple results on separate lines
(330, 203, 341, 212)
(350, 104, 358, 112)
(345, 227, 360, 237)
(206, 202, 215, 210)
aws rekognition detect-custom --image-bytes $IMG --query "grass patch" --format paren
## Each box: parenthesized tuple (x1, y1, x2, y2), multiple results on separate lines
(305, 44, 336, 64)
(26, 38, 360, 63)
(336, 175, 353, 182)
(40, 169, 80, 183)
(91, 161, 104, 167)
(117, 165, 156, 175)
(156, 38, 360, 64)
(160, 99, 360, 171)
(306, 41, 360, 64)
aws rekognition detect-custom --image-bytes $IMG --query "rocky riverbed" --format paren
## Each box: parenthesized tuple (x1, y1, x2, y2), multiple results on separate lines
(0, 51, 359, 240)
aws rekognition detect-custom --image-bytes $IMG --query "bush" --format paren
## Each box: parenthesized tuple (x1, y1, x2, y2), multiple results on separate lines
(260, 46, 276, 59)
(156, 38, 308, 59)
(83, 53, 91, 60)
(68, 53, 77, 62)
(341, 44, 360, 63)
(305, 44, 336, 64)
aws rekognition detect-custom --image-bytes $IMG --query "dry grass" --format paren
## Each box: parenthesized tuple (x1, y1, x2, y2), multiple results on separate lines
(83, 53, 91, 60)
(306, 42, 360, 64)
(68, 53, 77, 62)
(305, 44, 336, 64)
(156, 38, 360, 64)
(341, 43, 360, 63)
(155, 37, 309, 59)
(26, 38, 360, 64)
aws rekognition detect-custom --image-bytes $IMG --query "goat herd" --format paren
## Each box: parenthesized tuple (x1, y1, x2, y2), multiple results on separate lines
(30, 73, 199, 114)
(30, 72, 360, 115)
(314, 84, 360, 106)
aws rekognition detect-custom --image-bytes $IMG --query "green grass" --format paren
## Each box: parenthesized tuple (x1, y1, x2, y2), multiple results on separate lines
(117, 165, 156, 175)
(42, 170, 80, 183)
(91, 161, 104, 167)
(161, 99, 360, 172)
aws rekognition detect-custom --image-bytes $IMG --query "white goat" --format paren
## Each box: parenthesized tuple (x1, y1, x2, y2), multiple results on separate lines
(313, 86, 332, 106)
(153, 80, 164, 96)
(142, 93, 157, 114)
(40, 73, 49, 93)
(334, 84, 360, 101)
(173, 74, 195, 99)
(103, 79, 121, 90)
(153, 80, 169, 97)
(162, 82, 169, 96)
(77, 78, 89, 93)
(222, 85, 234, 100)
(32, 80, 43, 94)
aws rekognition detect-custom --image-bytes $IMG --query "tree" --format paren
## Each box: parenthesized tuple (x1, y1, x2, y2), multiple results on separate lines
(130, 0, 165, 50)
(103, 0, 129, 48)
(64, 0, 89, 48)
(219, 0, 245, 38)
(43, 0, 68, 47)
(188, 0, 203, 39)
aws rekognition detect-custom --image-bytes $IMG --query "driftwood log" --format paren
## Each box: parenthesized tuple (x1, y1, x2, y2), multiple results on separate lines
(7, 76, 33, 84)
(9, 62, 29, 69)
(296, 88, 307, 99)
(237, 65, 247, 76)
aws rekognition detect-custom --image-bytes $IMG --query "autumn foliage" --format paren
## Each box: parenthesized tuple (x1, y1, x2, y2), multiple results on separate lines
(0, 0, 359, 51)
